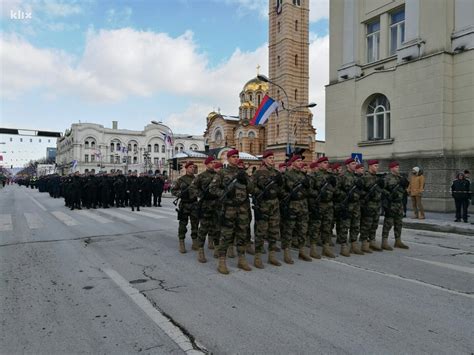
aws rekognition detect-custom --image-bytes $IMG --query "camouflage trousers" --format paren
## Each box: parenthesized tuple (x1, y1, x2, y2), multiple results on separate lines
(254, 199, 280, 253)
(282, 199, 308, 249)
(218, 203, 251, 257)
(318, 202, 334, 245)
(307, 204, 321, 245)
(178, 201, 199, 240)
(360, 206, 381, 241)
(197, 208, 220, 248)
(337, 203, 360, 244)
(382, 203, 403, 239)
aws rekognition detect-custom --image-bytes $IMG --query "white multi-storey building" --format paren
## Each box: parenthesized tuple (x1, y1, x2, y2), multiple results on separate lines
(55, 121, 204, 175)
(326, 0, 474, 212)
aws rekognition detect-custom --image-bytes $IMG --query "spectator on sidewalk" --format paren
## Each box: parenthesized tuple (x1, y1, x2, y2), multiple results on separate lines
(407, 167, 425, 219)
(451, 172, 471, 223)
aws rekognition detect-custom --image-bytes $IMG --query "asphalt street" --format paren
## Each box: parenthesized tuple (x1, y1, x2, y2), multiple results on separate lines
(1, 185, 473, 354)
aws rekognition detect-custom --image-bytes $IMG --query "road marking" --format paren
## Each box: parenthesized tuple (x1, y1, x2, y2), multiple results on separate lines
(103, 268, 207, 354)
(142, 207, 177, 217)
(408, 257, 474, 275)
(98, 209, 137, 222)
(0, 214, 13, 231)
(133, 210, 167, 220)
(26, 194, 47, 211)
(75, 210, 112, 224)
(51, 211, 79, 226)
(327, 259, 474, 299)
(24, 212, 44, 229)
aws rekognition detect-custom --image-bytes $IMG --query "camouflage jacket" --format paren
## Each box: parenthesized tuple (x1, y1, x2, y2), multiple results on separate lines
(384, 173, 405, 204)
(171, 174, 196, 203)
(190, 169, 216, 201)
(208, 165, 253, 206)
(252, 165, 281, 202)
(340, 170, 362, 203)
(283, 169, 309, 201)
(361, 172, 382, 206)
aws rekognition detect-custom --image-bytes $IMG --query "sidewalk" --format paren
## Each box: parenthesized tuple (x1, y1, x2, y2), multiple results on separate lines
(381, 210, 474, 236)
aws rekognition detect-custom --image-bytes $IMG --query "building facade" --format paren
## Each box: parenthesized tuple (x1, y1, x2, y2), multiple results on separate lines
(0, 128, 60, 169)
(326, 0, 474, 212)
(56, 121, 204, 175)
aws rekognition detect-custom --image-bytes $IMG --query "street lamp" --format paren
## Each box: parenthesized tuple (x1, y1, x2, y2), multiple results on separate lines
(257, 74, 317, 155)
(150, 120, 174, 178)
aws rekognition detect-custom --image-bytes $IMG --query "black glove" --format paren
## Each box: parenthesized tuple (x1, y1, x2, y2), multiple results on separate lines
(377, 177, 385, 188)
(328, 175, 337, 187)
(236, 170, 247, 185)
(274, 173, 283, 185)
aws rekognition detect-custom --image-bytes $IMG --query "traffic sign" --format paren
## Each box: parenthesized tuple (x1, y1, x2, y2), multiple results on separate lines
(351, 153, 363, 164)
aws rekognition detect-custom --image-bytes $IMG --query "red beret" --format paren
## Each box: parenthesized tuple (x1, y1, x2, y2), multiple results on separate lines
(344, 158, 355, 165)
(332, 163, 341, 170)
(309, 162, 319, 169)
(214, 162, 223, 169)
(288, 155, 302, 164)
(355, 164, 364, 169)
(226, 149, 239, 157)
(368, 159, 379, 166)
(278, 162, 287, 168)
(262, 150, 274, 159)
(204, 156, 215, 165)
(316, 156, 328, 164)
(184, 161, 195, 169)
(388, 161, 400, 169)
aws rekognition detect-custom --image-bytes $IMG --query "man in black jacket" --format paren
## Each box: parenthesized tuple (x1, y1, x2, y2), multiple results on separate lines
(451, 172, 471, 222)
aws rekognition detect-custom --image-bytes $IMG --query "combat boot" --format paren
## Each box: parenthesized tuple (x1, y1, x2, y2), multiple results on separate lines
(340, 243, 350, 257)
(179, 239, 186, 254)
(361, 240, 373, 253)
(246, 243, 255, 255)
(208, 239, 214, 250)
(283, 248, 294, 264)
(254, 253, 264, 269)
(309, 244, 321, 259)
(298, 247, 312, 262)
(369, 240, 382, 251)
(217, 257, 229, 275)
(322, 243, 336, 258)
(394, 238, 409, 249)
(268, 251, 281, 266)
(227, 246, 236, 258)
(197, 248, 207, 263)
(191, 239, 199, 251)
(350, 241, 364, 255)
(237, 255, 252, 271)
(382, 238, 393, 251)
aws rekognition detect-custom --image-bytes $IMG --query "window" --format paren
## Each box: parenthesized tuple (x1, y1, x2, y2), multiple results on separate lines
(295, 54, 298, 66)
(91, 141, 95, 149)
(39, 139, 41, 143)
(257, 94, 261, 105)
(294, 89, 298, 101)
(276, 124, 280, 137)
(161, 145, 165, 153)
(20, 138, 23, 142)
(85, 155, 89, 163)
(128, 144, 131, 152)
(249, 143, 253, 154)
(154, 144, 159, 153)
(293, 0, 301, 6)
(390, 9, 405, 55)
(30, 138, 32, 142)
(154, 157, 159, 165)
(278, 21, 281, 33)
(110, 143, 114, 152)
(147, 144, 151, 152)
(162, 157, 165, 166)
(9, 137, 12, 142)
(48, 139, 50, 143)
(85, 141, 89, 149)
(295, 20, 298, 31)
(215, 129, 223, 144)
(366, 95, 391, 140)
(277, 56, 280, 67)
(116, 143, 121, 152)
(110, 155, 114, 163)
(238, 131, 243, 139)
(249, 94, 253, 102)
(133, 144, 138, 152)
(248, 131, 256, 139)
(133, 156, 138, 164)
(91, 155, 95, 162)
(366, 21, 380, 63)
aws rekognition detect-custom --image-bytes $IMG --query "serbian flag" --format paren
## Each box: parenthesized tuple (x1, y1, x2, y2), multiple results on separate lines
(250, 95, 279, 126)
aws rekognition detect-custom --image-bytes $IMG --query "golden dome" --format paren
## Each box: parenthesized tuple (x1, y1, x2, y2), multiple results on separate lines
(240, 101, 255, 108)
(207, 111, 219, 120)
(242, 77, 269, 92)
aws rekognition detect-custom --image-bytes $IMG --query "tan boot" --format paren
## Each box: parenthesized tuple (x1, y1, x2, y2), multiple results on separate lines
(361, 240, 373, 253)
(254, 253, 264, 269)
(227, 246, 236, 258)
(382, 238, 393, 251)
(340, 243, 350, 257)
(350, 241, 364, 255)
(246, 243, 255, 255)
(208, 239, 214, 250)
(394, 238, 409, 249)
(283, 248, 294, 264)
(191, 239, 199, 251)
(268, 251, 281, 266)
(197, 248, 207, 263)
(298, 247, 312, 262)
(322, 243, 336, 258)
(217, 257, 229, 275)
(237, 254, 252, 271)
(309, 244, 321, 259)
(369, 240, 382, 251)
(179, 239, 186, 254)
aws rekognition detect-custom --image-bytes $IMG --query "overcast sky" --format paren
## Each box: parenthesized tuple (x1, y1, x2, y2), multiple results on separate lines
(1, 0, 329, 139)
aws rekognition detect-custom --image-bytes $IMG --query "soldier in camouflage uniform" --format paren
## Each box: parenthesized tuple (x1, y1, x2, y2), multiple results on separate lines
(280, 155, 312, 264)
(208, 149, 254, 274)
(251, 150, 283, 268)
(306, 161, 322, 258)
(359, 160, 384, 252)
(382, 161, 410, 249)
(171, 161, 199, 254)
(313, 157, 337, 258)
(190, 156, 220, 263)
(337, 158, 365, 256)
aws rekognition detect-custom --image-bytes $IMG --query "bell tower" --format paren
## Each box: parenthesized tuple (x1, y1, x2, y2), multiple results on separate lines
(265, 0, 315, 161)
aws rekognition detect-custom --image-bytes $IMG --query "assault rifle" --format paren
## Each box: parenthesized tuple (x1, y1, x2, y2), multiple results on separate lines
(172, 182, 192, 206)
(314, 181, 329, 203)
(196, 181, 212, 219)
(252, 177, 277, 221)
(280, 177, 308, 216)
(217, 178, 238, 225)
(337, 183, 359, 219)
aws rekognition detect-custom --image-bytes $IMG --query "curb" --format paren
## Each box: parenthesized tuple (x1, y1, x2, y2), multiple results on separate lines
(379, 220, 474, 236)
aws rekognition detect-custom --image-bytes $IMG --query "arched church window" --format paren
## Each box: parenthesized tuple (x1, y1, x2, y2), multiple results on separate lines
(295, 54, 298, 66)
(257, 94, 261, 106)
(238, 132, 243, 139)
(278, 21, 281, 33)
(295, 20, 298, 31)
(248, 131, 256, 139)
(249, 94, 253, 102)
(294, 89, 298, 101)
(277, 56, 280, 67)
(366, 94, 391, 140)
(215, 129, 223, 144)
